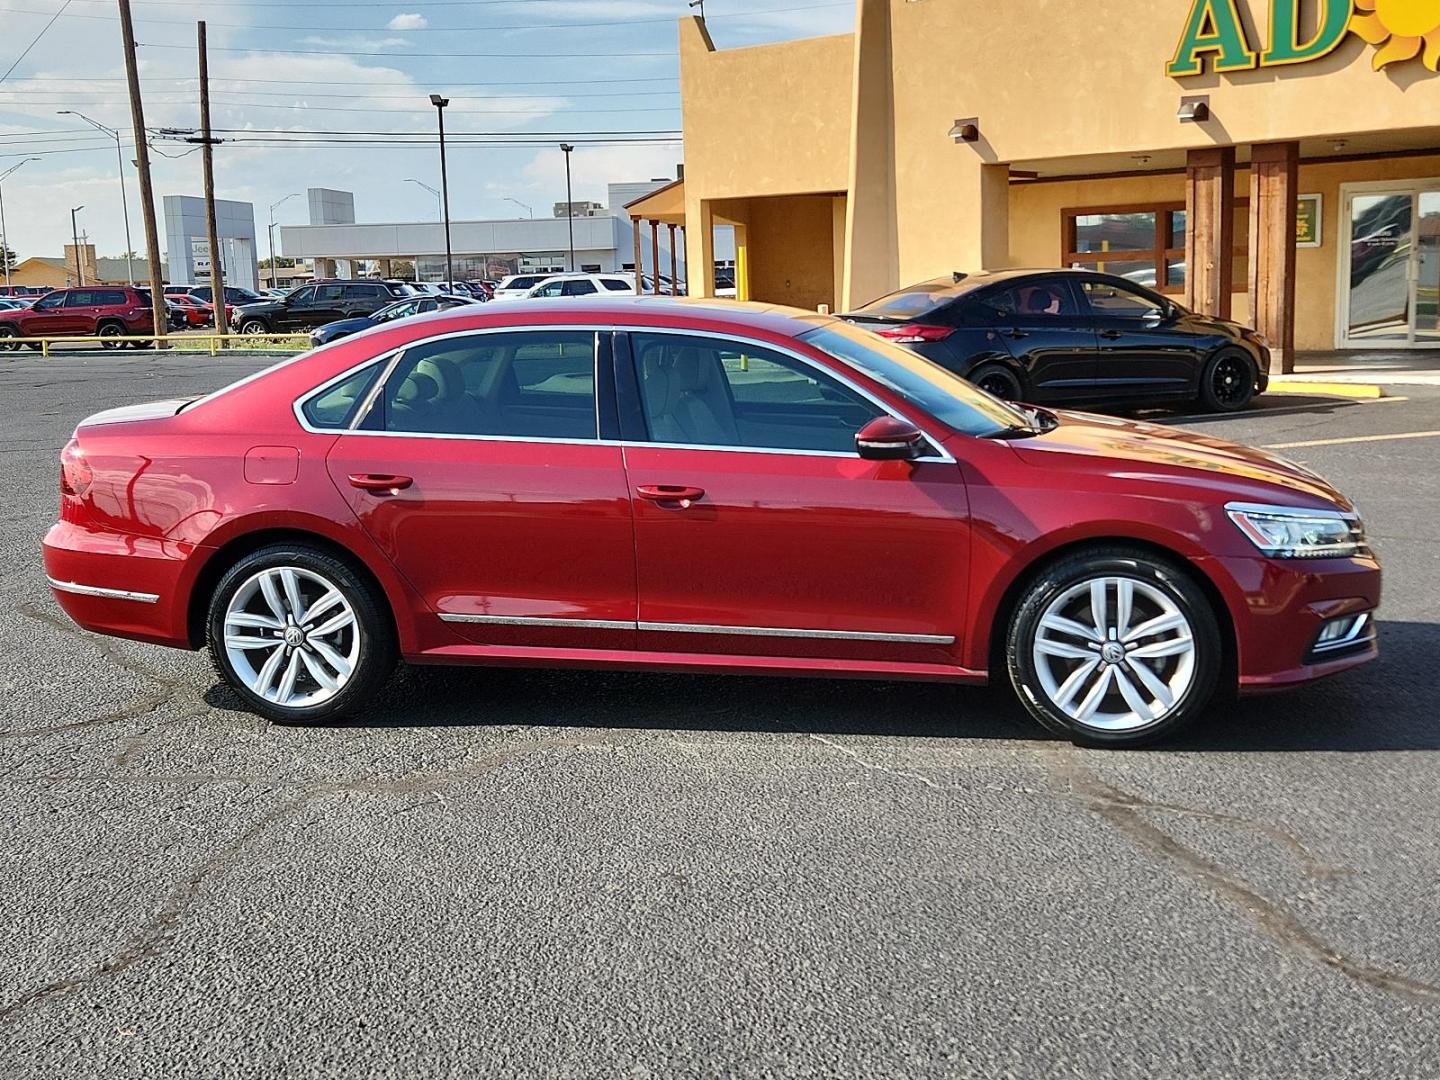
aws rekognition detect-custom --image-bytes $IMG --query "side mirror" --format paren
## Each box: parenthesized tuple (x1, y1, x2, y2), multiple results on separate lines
(856, 415, 926, 461)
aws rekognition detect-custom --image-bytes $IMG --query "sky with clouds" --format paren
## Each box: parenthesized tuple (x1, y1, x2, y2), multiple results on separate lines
(0, 0, 854, 262)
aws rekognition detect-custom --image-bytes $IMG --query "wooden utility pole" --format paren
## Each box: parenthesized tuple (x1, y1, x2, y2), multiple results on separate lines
(118, 0, 166, 345)
(198, 21, 225, 329)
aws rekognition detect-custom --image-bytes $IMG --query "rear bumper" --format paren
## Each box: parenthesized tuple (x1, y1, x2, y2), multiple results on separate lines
(1196, 552, 1381, 692)
(43, 521, 196, 648)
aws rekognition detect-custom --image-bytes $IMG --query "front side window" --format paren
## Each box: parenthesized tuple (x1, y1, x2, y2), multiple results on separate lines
(36, 292, 67, 310)
(531, 280, 564, 298)
(289, 286, 316, 305)
(377, 331, 597, 440)
(1081, 280, 1168, 319)
(301, 360, 384, 429)
(630, 332, 883, 453)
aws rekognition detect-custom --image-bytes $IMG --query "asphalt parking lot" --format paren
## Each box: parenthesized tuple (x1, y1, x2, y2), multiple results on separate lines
(2, 353, 1437, 1078)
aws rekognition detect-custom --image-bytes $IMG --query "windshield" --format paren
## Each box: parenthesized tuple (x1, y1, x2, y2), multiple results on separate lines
(801, 322, 1032, 438)
(374, 299, 419, 321)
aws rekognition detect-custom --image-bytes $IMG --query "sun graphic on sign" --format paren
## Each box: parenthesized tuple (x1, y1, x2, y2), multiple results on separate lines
(1351, 0, 1440, 69)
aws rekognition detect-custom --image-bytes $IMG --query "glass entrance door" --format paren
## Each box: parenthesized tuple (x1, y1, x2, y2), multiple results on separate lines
(1342, 183, 1440, 348)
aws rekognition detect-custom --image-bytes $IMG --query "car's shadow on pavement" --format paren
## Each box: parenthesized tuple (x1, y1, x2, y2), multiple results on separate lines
(1120, 393, 1364, 425)
(203, 622, 1437, 752)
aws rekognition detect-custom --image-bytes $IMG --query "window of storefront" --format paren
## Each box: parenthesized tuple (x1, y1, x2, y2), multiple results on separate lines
(1062, 202, 1249, 295)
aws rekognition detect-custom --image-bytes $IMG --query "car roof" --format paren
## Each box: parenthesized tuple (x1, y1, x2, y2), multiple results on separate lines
(386, 296, 829, 338)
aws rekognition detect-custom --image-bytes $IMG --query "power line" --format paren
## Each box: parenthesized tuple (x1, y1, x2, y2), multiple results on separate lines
(0, 0, 73, 86)
(5, 74, 682, 88)
(137, 41, 678, 58)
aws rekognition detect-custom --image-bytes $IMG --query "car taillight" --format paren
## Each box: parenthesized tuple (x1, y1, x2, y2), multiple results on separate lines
(872, 323, 955, 344)
(60, 438, 92, 498)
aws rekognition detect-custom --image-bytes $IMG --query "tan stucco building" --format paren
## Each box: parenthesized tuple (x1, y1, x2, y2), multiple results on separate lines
(630, 0, 1440, 370)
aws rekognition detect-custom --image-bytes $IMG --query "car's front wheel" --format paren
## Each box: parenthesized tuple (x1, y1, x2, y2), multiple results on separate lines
(207, 544, 396, 724)
(240, 317, 271, 336)
(0, 326, 18, 351)
(1199, 349, 1257, 412)
(1005, 547, 1221, 746)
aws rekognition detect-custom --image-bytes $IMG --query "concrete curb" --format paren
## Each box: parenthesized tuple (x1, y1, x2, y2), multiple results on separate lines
(1267, 380, 1386, 399)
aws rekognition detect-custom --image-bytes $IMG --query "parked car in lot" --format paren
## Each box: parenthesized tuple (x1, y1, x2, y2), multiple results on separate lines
(843, 268, 1270, 412)
(186, 285, 267, 307)
(0, 285, 158, 348)
(232, 280, 417, 335)
(523, 273, 637, 298)
(167, 293, 211, 328)
(43, 299, 1378, 746)
(0, 284, 51, 297)
(0, 297, 35, 311)
(309, 293, 478, 346)
(491, 272, 556, 300)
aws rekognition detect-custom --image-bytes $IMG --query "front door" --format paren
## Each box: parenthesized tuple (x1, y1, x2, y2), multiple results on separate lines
(1077, 277, 1199, 399)
(1341, 181, 1440, 348)
(620, 330, 970, 665)
(324, 328, 637, 652)
(23, 290, 76, 336)
(985, 277, 1100, 402)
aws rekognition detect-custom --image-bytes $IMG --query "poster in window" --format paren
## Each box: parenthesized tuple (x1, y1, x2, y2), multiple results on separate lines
(1296, 194, 1322, 248)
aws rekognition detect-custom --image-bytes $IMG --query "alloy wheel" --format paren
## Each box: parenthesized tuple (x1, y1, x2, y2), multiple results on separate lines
(222, 566, 361, 709)
(1210, 354, 1252, 407)
(1030, 575, 1196, 732)
(241, 319, 269, 336)
(98, 324, 123, 349)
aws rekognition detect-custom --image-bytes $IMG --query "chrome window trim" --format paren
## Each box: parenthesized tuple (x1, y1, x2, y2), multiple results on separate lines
(287, 323, 956, 463)
(436, 610, 953, 645)
(47, 577, 159, 604)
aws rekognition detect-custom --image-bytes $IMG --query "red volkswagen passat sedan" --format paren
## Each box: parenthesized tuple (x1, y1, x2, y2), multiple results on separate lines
(43, 300, 1379, 746)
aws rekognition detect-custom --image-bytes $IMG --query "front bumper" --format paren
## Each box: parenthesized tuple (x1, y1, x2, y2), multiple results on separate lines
(1196, 551, 1381, 692)
(43, 521, 197, 648)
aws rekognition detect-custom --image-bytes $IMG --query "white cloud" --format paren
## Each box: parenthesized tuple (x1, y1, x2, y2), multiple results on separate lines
(387, 12, 429, 30)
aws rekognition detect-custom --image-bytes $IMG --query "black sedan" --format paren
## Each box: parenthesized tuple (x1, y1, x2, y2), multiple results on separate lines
(842, 268, 1270, 411)
(308, 293, 478, 346)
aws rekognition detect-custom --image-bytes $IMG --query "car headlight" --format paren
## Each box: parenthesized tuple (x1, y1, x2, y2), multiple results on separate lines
(1225, 502, 1367, 559)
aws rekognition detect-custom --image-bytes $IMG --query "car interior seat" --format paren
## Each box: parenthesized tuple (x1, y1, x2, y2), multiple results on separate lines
(639, 343, 740, 445)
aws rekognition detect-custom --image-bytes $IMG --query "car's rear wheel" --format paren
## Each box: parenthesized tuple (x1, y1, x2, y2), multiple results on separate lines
(1005, 547, 1221, 746)
(970, 362, 1023, 401)
(1199, 350, 1257, 412)
(240, 317, 271, 336)
(97, 322, 125, 349)
(207, 544, 396, 724)
(0, 326, 18, 351)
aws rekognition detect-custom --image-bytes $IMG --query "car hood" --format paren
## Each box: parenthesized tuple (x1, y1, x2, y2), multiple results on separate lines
(1008, 409, 1352, 511)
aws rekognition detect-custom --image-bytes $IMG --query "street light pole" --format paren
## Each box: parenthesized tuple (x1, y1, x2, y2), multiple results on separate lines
(405, 178, 442, 220)
(503, 197, 533, 219)
(57, 111, 135, 285)
(429, 94, 453, 285)
(560, 143, 575, 272)
(267, 192, 301, 290)
(0, 157, 40, 290)
(70, 206, 86, 286)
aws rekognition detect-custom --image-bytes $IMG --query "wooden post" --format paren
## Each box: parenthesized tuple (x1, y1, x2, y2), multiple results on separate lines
(118, 0, 166, 346)
(1248, 142, 1299, 375)
(667, 224, 678, 296)
(198, 21, 224, 327)
(678, 225, 685, 294)
(632, 218, 643, 294)
(650, 220, 660, 298)
(1184, 146, 1235, 319)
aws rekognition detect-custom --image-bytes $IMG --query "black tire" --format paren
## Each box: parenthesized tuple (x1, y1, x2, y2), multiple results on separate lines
(969, 362, 1024, 401)
(206, 543, 396, 724)
(97, 322, 125, 349)
(240, 317, 271, 336)
(1199, 349, 1257, 412)
(1005, 546, 1222, 747)
(0, 326, 18, 351)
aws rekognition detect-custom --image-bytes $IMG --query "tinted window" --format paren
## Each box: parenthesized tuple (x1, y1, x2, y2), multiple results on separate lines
(344, 284, 382, 300)
(1081, 279, 1167, 318)
(989, 279, 1080, 319)
(190, 287, 212, 303)
(64, 291, 97, 307)
(631, 332, 883, 453)
(378, 331, 597, 439)
(289, 286, 316, 305)
(801, 323, 1026, 438)
(531, 280, 564, 297)
(601, 278, 632, 292)
(302, 361, 384, 429)
(96, 290, 128, 306)
(561, 280, 597, 296)
(317, 284, 345, 302)
(35, 292, 67, 310)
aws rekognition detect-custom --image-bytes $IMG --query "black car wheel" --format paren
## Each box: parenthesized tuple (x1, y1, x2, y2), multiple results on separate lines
(1006, 546, 1222, 747)
(97, 322, 125, 349)
(0, 326, 18, 351)
(240, 317, 271, 336)
(1200, 350, 1257, 412)
(970, 362, 1023, 401)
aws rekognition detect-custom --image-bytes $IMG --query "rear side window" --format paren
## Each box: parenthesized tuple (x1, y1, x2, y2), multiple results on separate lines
(989, 280, 1080, 319)
(855, 282, 959, 320)
(601, 278, 632, 292)
(344, 284, 381, 300)
(561, 280, 597, 296)
(377, 331, 597, 440)
(301, 361, 384, 429)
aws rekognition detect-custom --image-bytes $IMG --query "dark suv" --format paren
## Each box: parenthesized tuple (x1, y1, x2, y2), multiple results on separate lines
(232, 280, 416, 334)
(0, 286, 159, 349)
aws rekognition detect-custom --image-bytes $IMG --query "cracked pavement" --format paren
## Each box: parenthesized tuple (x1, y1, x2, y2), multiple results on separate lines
(1, 354, 1438, 1077)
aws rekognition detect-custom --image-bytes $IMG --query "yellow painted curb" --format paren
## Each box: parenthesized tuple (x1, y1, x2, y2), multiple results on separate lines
(1265, 381, 1385, 399)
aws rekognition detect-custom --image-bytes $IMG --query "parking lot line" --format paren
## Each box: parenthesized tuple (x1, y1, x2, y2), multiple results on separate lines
(1263, 430, 1440, 450)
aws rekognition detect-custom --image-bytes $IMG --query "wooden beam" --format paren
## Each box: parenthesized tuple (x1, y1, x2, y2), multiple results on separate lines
(1248, 141, 1298, 375)
(1184, 146, 1235, 319)
(632, 219, 643, 294)
(650, 219, 660, 298)
(667, 223, 678, 296)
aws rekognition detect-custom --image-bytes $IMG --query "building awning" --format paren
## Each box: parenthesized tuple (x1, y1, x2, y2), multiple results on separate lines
(626, 178, 685, 224)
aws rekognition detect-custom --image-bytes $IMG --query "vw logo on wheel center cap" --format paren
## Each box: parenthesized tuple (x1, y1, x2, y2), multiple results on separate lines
(1101, 642, 1125, 664)
(284, 626, 306, 648)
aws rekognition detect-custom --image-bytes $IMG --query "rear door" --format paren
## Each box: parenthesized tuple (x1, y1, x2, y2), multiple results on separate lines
(1076, 277, 1200, 399)
(983, 278, 1098, 403)
(322, 327, 637, 652)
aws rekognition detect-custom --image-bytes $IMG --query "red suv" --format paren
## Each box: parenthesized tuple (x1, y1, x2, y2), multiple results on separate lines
(0, 285, 155, 349)
(41, 300, 1380, 746)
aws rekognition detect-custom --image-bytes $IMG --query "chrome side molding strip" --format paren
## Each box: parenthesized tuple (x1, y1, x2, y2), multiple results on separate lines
(437, 610, 953, 646)
(46, 577, 160, 604)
